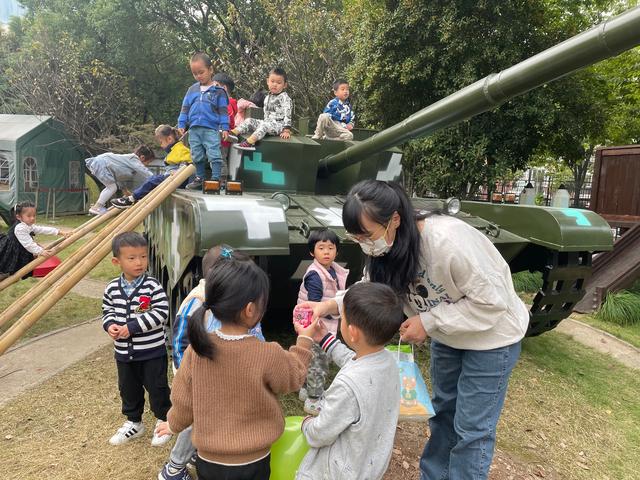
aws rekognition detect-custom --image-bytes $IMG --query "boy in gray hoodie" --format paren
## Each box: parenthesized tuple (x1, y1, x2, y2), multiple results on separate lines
(296, 282, 404, 480)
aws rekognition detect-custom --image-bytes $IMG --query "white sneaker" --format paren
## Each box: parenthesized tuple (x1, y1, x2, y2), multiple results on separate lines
(304, 397, 323, 416)
(298, 387, 308, 402)
(89, 205, 108, 216)
(109, 420, 145, 445)
(151, 419, 173, 447)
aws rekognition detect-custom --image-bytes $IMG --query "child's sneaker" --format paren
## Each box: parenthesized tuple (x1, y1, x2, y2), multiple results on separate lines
(109, 420, 145, 445)
(89, 204, 108, 216)
(234, 141, 256, 151)
(226, 133, 239, 143)
(187, 452, 198, 468)
(304, 397, 323, 416)
(185, 176, 204, 190)
(298, 387, 308, 402)
(111, 196, 135, 209)
(158, 463, 192, 480)
(151, 419, 173, 446)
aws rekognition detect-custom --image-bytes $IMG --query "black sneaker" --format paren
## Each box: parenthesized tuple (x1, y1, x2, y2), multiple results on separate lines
(186, 177, 204, 190)
(111, 196, 135, 209)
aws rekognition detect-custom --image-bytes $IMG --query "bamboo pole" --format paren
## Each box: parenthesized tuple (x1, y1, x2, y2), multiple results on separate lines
(0, 168, 181, 327)
(0, 208, 121, 292)
(0, 165, 194, 356)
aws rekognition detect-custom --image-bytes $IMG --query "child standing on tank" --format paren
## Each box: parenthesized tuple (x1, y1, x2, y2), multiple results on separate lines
(212, 73, 238, 187)
(229, 67, 293, 151)
(178, 52, 229, 191)
(0, 201, 70, 280)
(312, 79, 355, 141)
(297, 228, 349, 415)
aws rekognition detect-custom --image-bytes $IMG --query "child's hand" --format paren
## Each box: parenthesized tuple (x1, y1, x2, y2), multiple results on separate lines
(298, 300, 338, 322)
(314, 319, 329, 342)
(60, 230, 73, 238)
(117, 325, 130, 339)
(221, 130, 229, 141)
(39, 250, 53, 258)
(280, 129, 291, 139)
(177, 127, 185, 136)
(294, 318, 317, 338)
(346, 124, 354, 131)
(107, 324, 121, 339)
(155, 421, 172, 437)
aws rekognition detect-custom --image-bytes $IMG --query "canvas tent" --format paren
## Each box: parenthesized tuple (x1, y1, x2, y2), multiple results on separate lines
(0, 115, 86, 224)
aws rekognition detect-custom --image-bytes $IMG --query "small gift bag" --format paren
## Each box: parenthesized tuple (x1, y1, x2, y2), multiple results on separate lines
(386, 342, 435, 422)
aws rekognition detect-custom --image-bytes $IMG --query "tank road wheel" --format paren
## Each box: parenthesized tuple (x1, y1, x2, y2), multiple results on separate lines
(527, 251, 593, 336)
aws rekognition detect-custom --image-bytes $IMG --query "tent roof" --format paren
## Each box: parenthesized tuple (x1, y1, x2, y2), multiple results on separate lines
(0, 114, 52, 143)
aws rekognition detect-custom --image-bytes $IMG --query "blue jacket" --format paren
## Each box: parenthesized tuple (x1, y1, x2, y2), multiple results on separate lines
(178, 83, 229, 131)
(323, 97, 355, 125)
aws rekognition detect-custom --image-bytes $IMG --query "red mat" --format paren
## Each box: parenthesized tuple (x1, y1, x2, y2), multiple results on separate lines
(33, 256, 62, 277)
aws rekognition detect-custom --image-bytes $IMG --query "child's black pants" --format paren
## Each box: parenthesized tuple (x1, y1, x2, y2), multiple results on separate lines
(116, 355, 171, 422)
(196, 455, 271, 480)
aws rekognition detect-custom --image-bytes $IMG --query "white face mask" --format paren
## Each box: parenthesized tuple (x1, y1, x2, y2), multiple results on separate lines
(358, 236, 393, 257)
(351, 221, 394, 257)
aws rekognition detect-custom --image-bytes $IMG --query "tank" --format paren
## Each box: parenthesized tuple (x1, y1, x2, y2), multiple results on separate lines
(146, 7, 640, 336)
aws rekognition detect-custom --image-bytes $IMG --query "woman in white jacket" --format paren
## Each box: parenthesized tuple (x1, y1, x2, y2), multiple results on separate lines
(304, 179, 529, 480)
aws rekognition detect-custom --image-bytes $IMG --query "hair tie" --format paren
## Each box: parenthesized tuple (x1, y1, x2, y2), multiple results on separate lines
(220, 247, 233, 259)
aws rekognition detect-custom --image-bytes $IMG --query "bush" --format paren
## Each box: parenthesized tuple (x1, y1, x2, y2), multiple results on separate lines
(595, 290, 640, 327)
(512, 271, 543, 293)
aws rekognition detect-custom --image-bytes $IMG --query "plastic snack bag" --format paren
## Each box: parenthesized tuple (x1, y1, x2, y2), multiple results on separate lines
(386, 342, 435, 422)
(292, 305, 314, 328)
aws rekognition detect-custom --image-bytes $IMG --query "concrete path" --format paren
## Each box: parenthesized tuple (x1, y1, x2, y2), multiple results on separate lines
(555, 316, 640, 370)
(0, 317, 110, 406)
(70, 278, 108, 299)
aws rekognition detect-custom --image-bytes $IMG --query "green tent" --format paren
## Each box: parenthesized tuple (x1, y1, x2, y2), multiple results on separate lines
(0, 115, 87, 224)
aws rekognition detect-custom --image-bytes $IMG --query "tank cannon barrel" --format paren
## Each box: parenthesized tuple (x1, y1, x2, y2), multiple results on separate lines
(318, 7, 640, 176)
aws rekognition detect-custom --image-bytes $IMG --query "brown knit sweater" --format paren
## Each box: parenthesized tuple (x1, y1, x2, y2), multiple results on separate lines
(167, 333, 313, 464)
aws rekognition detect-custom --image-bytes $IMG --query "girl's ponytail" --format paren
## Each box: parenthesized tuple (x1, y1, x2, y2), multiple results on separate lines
(188, 304, 215, 360)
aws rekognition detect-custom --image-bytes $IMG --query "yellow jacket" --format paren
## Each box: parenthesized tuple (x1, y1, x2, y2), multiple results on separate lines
(165, 141, 192, 165)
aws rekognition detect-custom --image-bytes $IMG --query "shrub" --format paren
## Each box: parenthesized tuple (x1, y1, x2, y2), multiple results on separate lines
(512, 271, 543, 293)
(595, 290, 640, 327)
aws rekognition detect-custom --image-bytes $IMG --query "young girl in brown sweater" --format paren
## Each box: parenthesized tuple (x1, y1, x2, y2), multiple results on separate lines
(155, 256, 315, 480)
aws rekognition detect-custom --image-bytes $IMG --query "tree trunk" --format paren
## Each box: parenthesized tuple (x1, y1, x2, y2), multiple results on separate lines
(571, 144, 595, 208)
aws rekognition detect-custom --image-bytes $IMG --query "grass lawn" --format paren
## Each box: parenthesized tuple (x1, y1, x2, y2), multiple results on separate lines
(1, 330, 639, 479)
(0, 278, 101, 339)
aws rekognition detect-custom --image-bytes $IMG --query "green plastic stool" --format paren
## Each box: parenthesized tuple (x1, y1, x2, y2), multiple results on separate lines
(270, 416, 310, 479)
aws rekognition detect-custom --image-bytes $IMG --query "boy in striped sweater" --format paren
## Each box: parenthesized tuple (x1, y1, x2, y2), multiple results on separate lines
(102, 232, 172, 447)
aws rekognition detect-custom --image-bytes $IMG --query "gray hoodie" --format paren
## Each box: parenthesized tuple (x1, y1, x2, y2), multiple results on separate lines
(296, 339, 399, 480)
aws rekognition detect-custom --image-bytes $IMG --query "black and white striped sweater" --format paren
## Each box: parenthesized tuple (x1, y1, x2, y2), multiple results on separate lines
(102, 275, 169, 362)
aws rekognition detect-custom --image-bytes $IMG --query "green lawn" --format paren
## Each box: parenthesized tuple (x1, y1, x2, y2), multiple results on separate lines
(0, 278, 101, 339)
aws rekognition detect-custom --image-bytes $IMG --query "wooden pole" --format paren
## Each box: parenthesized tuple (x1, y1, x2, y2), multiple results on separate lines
(0, 165, 194, 355)
(0, 169, 181, 326)
(0, 207, 121, 292)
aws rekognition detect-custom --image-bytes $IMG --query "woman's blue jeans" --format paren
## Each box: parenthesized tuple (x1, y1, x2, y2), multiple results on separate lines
(420, 340, 521, 480)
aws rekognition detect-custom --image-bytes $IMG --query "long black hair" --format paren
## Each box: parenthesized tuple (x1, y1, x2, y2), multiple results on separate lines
(10, 201, 36, 226)
(188, 255, 269, 360)
(342, 180, 422, 294)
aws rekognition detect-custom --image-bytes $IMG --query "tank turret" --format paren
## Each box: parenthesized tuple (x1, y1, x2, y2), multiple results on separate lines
(147, 7, 640, 335)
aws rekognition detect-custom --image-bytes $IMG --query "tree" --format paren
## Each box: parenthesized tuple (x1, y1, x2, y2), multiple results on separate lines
(141, 0, 351, 116)
(4, 28, 138, 153)
(347, 0, 565, 198)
